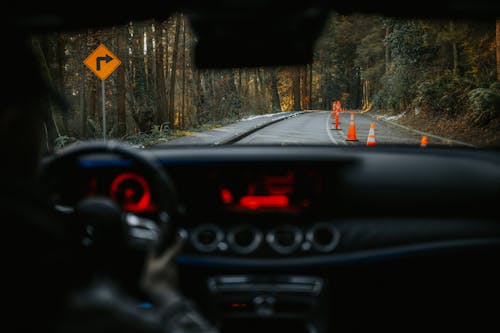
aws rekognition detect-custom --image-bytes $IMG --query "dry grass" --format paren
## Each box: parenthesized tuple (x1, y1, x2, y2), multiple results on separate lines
(391, 109, 499, 147)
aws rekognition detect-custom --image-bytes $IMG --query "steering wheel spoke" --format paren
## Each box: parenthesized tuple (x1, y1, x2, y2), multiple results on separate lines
(41, 141, 178, 253)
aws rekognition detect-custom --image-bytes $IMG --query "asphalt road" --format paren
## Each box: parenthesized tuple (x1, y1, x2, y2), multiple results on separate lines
(165, 112, 301, 145)
(235, 111, 427, 146)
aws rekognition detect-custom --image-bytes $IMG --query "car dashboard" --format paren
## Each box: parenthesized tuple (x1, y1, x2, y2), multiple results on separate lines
(43, 145, 500, 333)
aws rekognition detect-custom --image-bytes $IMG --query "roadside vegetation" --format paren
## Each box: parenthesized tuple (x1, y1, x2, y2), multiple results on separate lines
(314, 15, 499, 145)
(36, 14, 500, 148)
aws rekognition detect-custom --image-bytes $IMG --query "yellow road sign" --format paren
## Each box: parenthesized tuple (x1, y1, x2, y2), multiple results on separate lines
(83, 44, 121, 80)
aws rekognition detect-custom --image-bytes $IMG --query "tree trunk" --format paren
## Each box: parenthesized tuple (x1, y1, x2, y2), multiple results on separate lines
(181, 16, 187, 129)
(143, 25, 149, 91)
(253, 68, 260, 96)
(258, 68, 266, 92)
(130, 22, 155, 132)
(292, 68, 301, 111)
(236, 69, 242, 93)
(55, 36, 66, 138)
(31, 37, 61, 148)
(270, 68, 281, 111)
(56, 34, 65, 92)
(79, 75, 86, 138)
(86, 30, 98, 130)
(257, 68, 268, 112)
(308, 63, 313, 109)
(240, 69, 249, 96)
(155, 21, 167, 125)
(192, 69, 201, 127)
(79, 33, 87, 138)
(300, 66, 308, 109)
(354, 67, 362, 109)
(450, 21, 458, 77)
(496, 19, 500, 81)
(385, 26, 391, 73)
(116, 26, 127, 137)
(88, 76, 96, 130)
(169, 15, 181, 129)
(362, 80, 370, 110)
(147, 22, 157, 124)
(226, 70, 242, 113)
(162, 21, 170, 125)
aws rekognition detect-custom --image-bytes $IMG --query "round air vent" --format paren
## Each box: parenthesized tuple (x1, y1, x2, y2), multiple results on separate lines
(267, 225, 303, 254)
(190, 224, 224, 253)
(227, 225, 263, 254)
(306, 223, 340, 253)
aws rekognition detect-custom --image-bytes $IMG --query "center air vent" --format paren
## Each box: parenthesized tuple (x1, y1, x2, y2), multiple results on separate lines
(191, 224, 224, 253)
(227, 225, 263, 254)
(267, 225, 303, 254)
(306, 223, 340, 253)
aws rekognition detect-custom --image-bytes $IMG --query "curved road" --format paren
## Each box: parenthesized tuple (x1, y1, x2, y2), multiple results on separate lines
(235, 111, 425, 145)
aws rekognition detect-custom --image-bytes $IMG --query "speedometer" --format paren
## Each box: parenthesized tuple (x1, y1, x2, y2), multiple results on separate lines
(110, 172, 152, 213)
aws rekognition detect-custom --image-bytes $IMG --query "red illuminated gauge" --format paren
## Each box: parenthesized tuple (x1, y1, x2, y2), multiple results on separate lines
(110, 172, 152, 212)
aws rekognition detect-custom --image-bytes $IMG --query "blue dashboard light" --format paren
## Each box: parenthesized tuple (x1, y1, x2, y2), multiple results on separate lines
(79, 160, 133, 168)
(138, 302, 154, 309)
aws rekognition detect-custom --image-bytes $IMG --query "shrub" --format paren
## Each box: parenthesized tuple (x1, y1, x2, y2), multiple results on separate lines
(468, 87, 500, 125)
(489, 82, 500, 94)
(122, 123, 171, 147)
(413, 72, 471, 116)
(54, 136, 79, 150)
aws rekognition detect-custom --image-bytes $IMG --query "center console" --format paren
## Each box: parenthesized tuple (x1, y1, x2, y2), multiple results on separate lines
(204, 275, 329, 333)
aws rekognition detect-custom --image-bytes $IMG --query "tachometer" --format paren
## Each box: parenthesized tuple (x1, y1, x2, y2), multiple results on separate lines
(110, 172, 152, 213)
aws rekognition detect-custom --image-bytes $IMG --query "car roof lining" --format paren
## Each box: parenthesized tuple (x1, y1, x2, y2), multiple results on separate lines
(9, 1, 500, 68)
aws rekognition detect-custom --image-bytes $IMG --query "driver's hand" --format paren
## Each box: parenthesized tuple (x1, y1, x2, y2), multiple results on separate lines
(140, 235, 219, 333)
(141, 233, 186, 294)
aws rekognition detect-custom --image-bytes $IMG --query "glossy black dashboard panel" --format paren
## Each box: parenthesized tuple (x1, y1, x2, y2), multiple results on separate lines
(44, 145, 500, 262)
(42, 145, 500, 332)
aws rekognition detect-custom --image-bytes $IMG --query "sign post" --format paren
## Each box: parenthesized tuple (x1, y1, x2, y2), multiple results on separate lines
(83, 44, 121, 140)
(101, 81, 106, 140)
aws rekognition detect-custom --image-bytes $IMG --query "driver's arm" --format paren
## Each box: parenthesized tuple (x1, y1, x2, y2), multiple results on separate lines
(56, 242, 218, 333)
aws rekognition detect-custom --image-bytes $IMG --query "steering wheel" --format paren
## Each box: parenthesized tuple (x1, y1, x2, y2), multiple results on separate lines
(40, 140, 179, 255)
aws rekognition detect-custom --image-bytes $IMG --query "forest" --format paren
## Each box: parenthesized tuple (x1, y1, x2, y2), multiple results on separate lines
(35, 14, 500, 148)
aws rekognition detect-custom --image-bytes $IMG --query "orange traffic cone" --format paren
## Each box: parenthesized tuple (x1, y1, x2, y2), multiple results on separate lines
(346, 112, 358, 141)
(366, 123, 376, 146)
(420, 135, 428, 147)
(332, 111, 341, 130)
(335, 112, 340, 129)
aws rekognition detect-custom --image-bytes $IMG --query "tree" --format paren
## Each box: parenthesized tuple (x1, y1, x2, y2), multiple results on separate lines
(168, 15, 181, 129)
(356, 17, 385, 109)
(269, 68, 281, 111)
(292, 68, 301, 110)
(181, 16, 187, 128)
(33, 13, 498, 147)
(308, 64, 313, 109)
(450, 20, 459, 76)
(31, 37, 61, 149)
(385, 25, 391, 73)
(497, 19, 500, 81)
(300, 66, 308, 109)
(116, 26, 127, 137)
(78, 32, 87, 138)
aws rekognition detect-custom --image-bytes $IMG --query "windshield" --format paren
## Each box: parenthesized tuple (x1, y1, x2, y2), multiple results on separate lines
(34, 13, 499, 149)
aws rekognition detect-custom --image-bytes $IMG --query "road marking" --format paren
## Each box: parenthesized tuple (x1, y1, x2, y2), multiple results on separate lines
(325, 112, 338, 144)
(325, 112, 347, 145)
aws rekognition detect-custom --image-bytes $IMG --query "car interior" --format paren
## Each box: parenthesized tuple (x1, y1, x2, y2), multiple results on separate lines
(8, 1, 500, 333)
